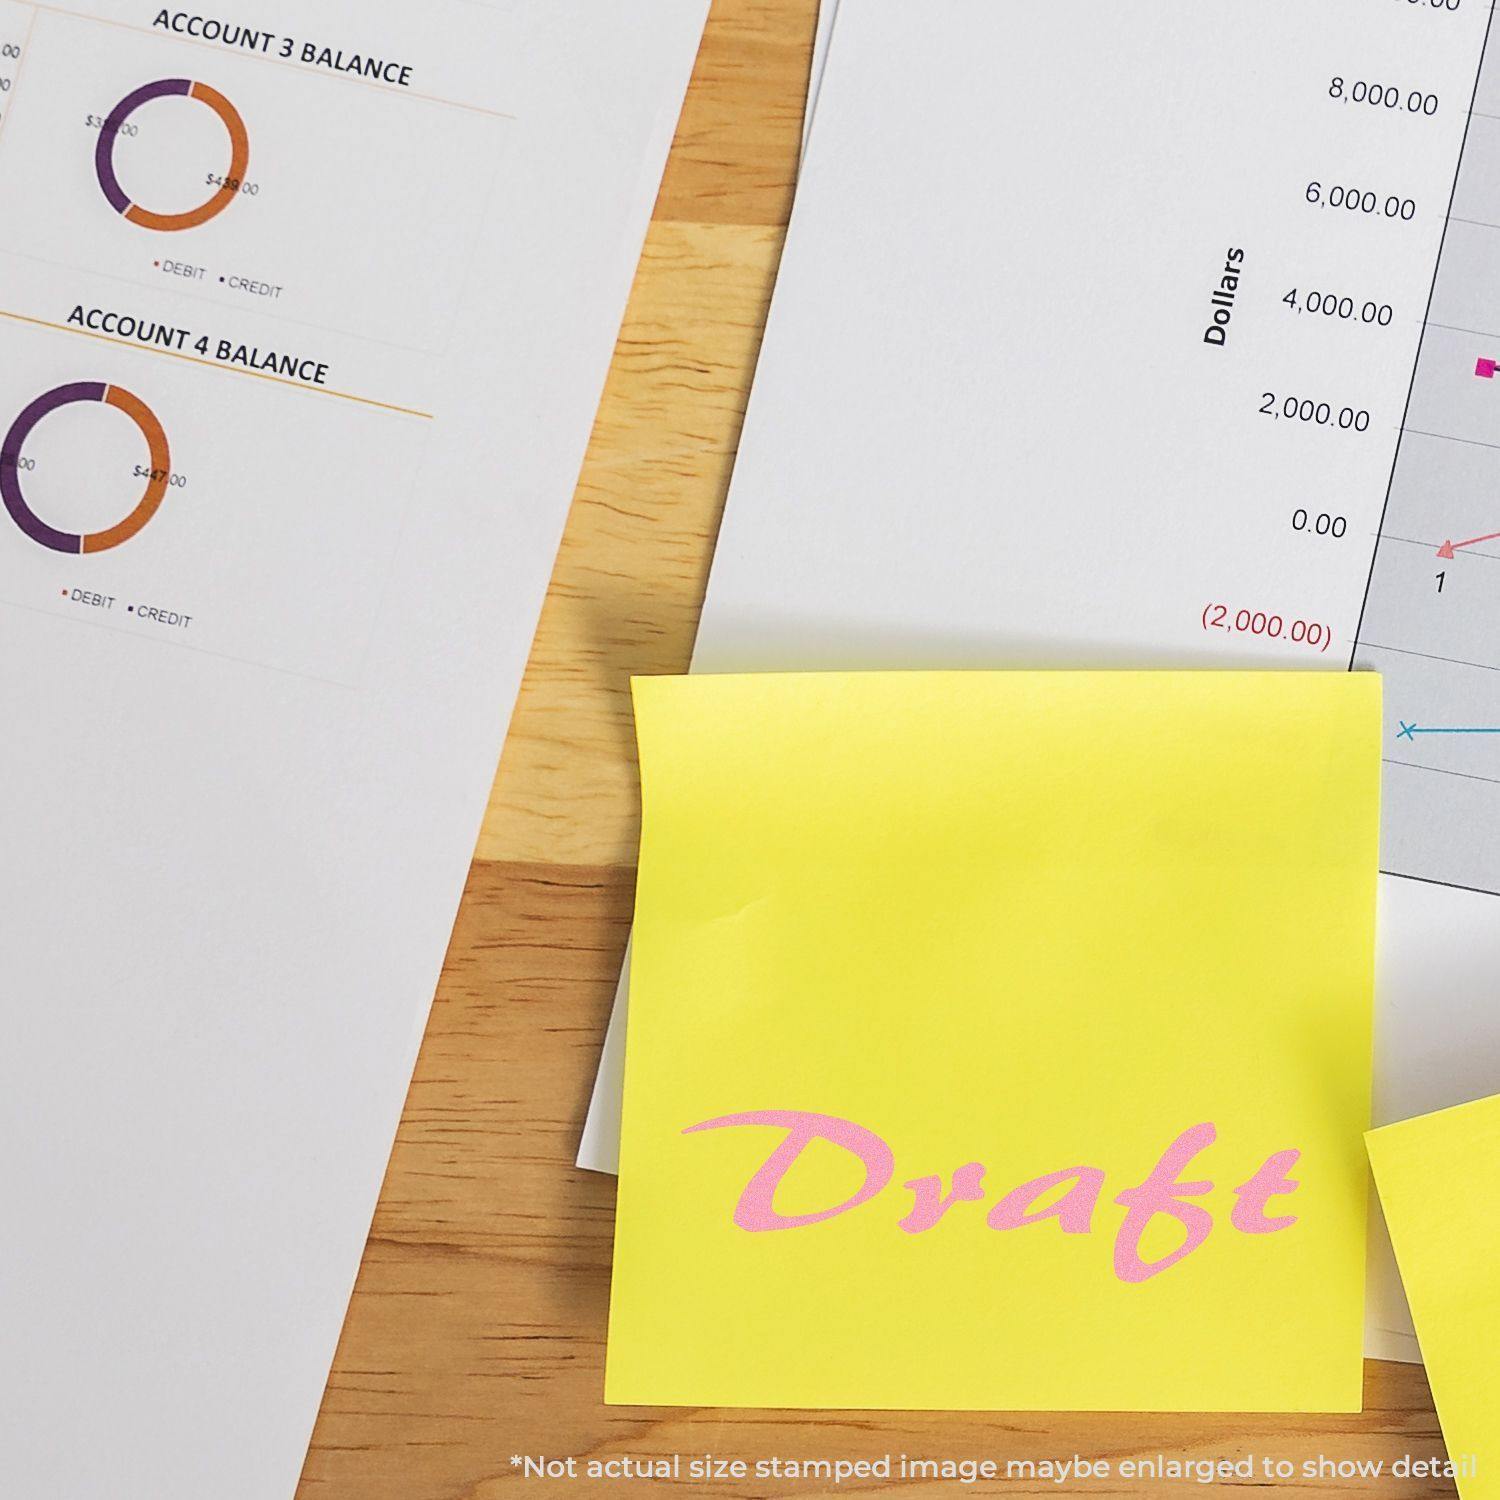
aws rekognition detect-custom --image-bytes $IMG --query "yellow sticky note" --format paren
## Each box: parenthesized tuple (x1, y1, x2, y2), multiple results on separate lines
(1367, 1097, 1500, 1495)
(608, 672, 1381, 1412)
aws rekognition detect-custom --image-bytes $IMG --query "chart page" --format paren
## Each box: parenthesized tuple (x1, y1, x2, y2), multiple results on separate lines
(0, 2, 520, 682)
(693, 0, 1500, 904)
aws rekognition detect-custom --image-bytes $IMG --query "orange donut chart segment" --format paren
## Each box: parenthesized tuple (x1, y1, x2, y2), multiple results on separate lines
(81, 386, 172, 554)
(98, 78, 250, 233)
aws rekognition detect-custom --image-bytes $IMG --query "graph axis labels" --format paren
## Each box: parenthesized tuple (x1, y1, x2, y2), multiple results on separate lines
(95, 78, 249, 232)
(1, 382, 171, 554)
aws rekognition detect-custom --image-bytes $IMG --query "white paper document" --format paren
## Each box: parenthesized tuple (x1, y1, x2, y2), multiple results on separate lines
(0, 1, 706, 1494)
(581, 0, 1500, 1364)
(802, 0, 838, 159)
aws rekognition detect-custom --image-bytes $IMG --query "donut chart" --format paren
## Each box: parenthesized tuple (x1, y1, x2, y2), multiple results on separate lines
(95, 78, 249, 232)
(1, 383, 171, 554)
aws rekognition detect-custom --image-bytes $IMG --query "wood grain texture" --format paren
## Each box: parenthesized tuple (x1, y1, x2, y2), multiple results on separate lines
(475, 217, 784, 869)
(298, 3, 1455, 1496)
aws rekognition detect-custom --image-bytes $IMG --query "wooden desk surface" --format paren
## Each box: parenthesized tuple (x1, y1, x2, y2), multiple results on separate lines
(297, 4, 1453, 1495)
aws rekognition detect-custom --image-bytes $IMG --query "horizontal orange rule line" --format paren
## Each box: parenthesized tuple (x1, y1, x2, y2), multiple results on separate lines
(0, 308, 435, 420)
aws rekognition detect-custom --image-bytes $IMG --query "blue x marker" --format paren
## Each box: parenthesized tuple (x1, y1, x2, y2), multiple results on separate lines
(1397, 722, 1500, 741)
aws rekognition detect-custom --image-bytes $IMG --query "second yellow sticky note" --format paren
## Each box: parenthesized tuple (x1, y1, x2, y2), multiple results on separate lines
(1368, 1095, 1500, 1497)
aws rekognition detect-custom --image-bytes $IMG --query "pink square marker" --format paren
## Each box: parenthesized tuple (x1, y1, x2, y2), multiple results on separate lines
(1477, 358, 1498, 380)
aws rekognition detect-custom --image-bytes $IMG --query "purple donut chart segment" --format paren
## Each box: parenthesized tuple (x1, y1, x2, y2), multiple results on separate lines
(1, 384, 107, 553)
(1, 383, 172, 555)
(95, 78, 190, 215)
(94, 77, 250, 233)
